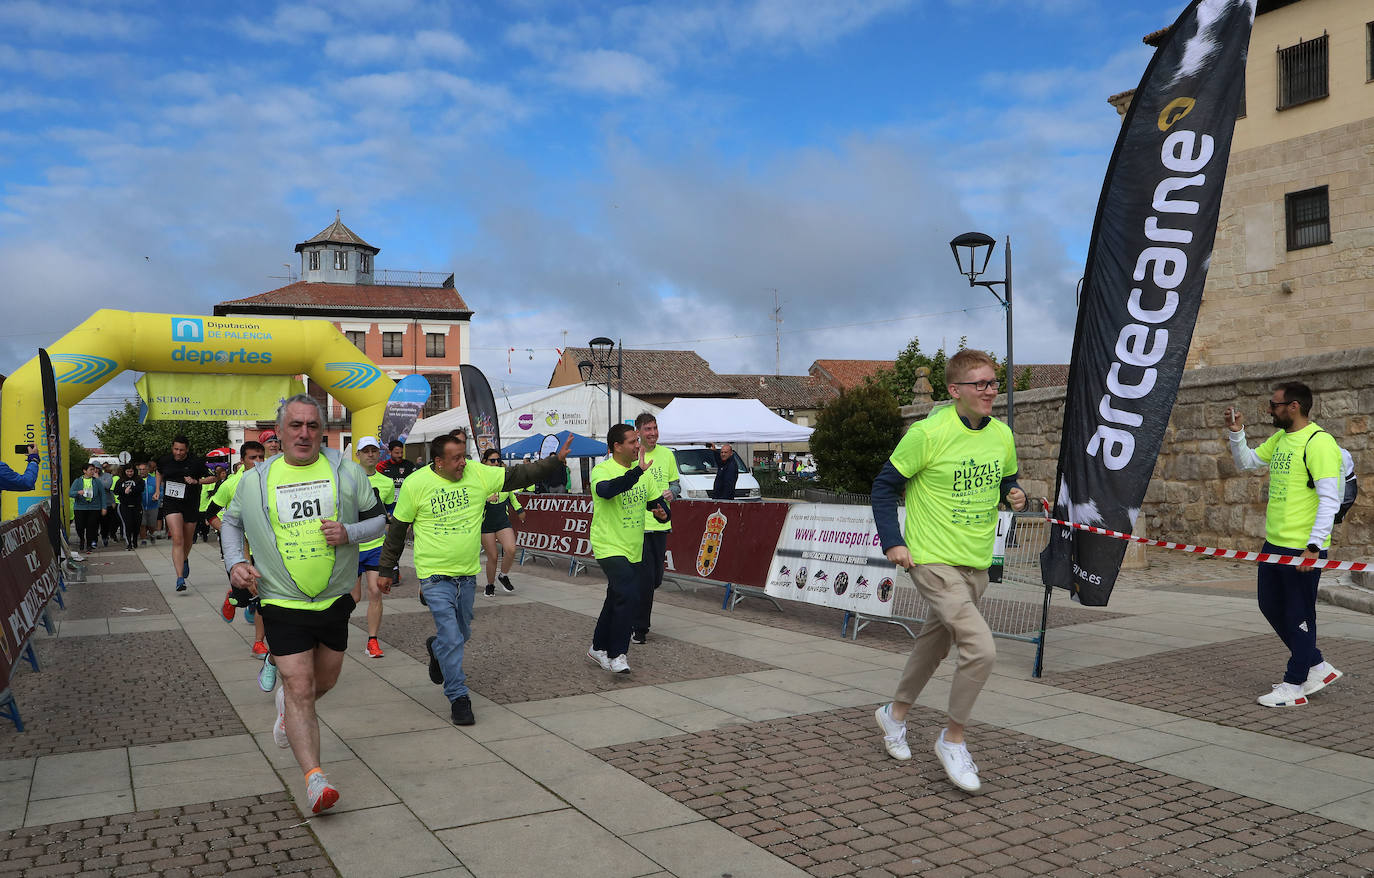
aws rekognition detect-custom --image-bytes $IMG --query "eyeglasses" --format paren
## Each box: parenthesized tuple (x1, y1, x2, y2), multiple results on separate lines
(952, 380, 1000, 392)
(483, 456, 500, 463)
(1268, 399, 1293, 410)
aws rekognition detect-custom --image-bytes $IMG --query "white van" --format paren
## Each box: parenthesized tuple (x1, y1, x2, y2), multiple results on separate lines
(669, 446, 761, 500)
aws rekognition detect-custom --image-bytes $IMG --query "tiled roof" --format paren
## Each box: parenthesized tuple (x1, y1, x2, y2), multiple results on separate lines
(1020, 363, 1071, 390)
(808, 359, 891, 392)
(720, 374, 837, 410)
(294, 213, 379, 254)
(214, 282, 471, 316)
(561, 348, 738, 397)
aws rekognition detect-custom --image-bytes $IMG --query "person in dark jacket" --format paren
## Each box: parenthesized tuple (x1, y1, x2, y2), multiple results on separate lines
(113, 464, 144, 551)
(707, 442, 741, 500)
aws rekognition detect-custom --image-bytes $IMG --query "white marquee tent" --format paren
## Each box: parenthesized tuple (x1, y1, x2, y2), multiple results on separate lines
(654, 397, 813, 445)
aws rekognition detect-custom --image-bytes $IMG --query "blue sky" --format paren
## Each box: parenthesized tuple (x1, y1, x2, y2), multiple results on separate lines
(0, 0, 1186, 440)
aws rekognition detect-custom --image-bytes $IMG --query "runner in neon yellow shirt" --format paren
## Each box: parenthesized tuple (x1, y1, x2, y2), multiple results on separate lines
(349, 436, 395, 659)
(1227, 380, 1343, 708)
(587, 423, 669, 676)
(378, 430, 571, 726)
(631, 412, 679, 644)
(204, 440, 268, 658)
(221, 395, 387, 815)
(869, 350, 1025, 794)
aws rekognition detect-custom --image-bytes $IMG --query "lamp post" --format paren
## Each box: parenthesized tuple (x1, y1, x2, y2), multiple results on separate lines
(587, 336, 623, 432)
(949, 232, 1014, 433)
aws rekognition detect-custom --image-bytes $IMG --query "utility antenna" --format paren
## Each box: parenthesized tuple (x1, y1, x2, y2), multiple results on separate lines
(771, 290, 782, 376)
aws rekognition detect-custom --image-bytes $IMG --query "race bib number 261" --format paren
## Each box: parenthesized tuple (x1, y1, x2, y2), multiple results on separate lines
(276, 479, 335, 523)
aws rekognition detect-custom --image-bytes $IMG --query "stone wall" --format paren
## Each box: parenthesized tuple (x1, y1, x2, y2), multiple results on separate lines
(901, 347, 1374, 558)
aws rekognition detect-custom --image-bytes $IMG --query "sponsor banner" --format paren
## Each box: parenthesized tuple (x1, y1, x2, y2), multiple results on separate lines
(379, 374, 431, 448)
(39, 349, 65, 553)
(135, 373, 306, 422)
(460, 364, 501, 457)
(512, 495, 789, 586)
(764, 504, 901, 616)
(0, 503, 61, 686)
(1041, 0, 1255, 606)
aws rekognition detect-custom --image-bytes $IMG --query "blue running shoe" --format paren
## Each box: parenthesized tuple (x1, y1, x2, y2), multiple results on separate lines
(258, 652, 277, 693)
(182, 559, 190, 578)
(244, 603, 255, 623)
(175, 577, 187, 592)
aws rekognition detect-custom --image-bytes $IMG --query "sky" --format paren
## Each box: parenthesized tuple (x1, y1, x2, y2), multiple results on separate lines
(0, 0, 1187, 442)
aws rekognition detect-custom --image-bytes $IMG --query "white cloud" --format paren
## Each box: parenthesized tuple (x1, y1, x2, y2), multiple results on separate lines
(324, 34, 403, 64)
(414, 29, 474, 64)
(551, 49, 660, 96)
(0, 0, 149, 40)
(231, 3, 332, 44)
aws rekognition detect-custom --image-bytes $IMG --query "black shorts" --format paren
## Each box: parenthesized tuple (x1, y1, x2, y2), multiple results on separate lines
(259, 594, 357, 656)
(161, 500, 200, 523)
(481, 504, 512, 534)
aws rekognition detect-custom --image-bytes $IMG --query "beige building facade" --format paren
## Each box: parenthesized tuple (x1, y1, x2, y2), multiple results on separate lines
(1112, 0, 1374, 368)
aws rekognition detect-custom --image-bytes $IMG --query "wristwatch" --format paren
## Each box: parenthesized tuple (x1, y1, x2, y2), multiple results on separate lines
(1306, 543, 1320, 553)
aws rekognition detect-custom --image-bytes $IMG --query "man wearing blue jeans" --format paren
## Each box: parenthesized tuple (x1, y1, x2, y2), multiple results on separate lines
(379, 431, 571, 725)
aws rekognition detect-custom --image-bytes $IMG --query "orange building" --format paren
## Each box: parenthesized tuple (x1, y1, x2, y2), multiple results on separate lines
(214, 215, 471, 451)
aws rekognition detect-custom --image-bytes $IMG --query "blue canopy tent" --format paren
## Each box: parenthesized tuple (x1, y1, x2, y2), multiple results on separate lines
(501, 430, 607, 460)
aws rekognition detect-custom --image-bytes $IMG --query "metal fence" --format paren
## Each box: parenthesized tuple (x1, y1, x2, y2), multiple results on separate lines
(845, 510, 1056, 676)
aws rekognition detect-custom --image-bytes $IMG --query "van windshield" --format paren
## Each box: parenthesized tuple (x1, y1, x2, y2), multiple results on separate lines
(672, 448, 750, 476)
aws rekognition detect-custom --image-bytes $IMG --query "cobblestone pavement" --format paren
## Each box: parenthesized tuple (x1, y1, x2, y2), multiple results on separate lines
(594, 704, 1374, 878)
(52, 580, 170, 620)
(0, 793, 336, 878)
(0, 630, 246, 760)
(357, 601, 774, 703)
(1043, 634, 1373, 755)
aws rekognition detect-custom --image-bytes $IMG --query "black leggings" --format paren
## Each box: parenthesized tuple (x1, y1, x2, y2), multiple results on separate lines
(120, 506, 142, 547)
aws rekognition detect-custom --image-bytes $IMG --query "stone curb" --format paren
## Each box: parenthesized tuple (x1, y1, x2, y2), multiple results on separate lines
(1319, 580, 1374, 615)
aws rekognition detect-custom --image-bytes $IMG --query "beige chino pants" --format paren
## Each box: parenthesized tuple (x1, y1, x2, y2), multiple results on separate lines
(892, 564, 996, 725)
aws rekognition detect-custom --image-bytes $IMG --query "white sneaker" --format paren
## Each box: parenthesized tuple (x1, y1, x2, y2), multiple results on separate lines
(1303, 661, 1343, 696)
(874, 704, 911, 761)
(608, 654, 631, 674)
(272, 685, 290, 748)
(934, 730, 981, 792)
(586, 646, 612, 671)
(1257, 681, 1309, 707)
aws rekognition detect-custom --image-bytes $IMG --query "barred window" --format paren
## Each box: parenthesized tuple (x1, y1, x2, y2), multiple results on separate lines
(359, 253, 371, 273)
(1285, 186, 1330, 251)
(334, 250, 348, 270)
(344, 330, 365, 351)
(1277, 34, 1328, 110)
(382, 332, 404, 358)
(423, 374, 451, 417)
(308, 251, 320, 271)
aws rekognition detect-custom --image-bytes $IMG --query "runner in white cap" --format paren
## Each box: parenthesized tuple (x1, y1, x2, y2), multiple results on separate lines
(351, 436, 395, 658)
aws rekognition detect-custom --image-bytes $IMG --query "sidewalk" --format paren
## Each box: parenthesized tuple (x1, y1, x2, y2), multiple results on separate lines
(2, 540, 1372, 877)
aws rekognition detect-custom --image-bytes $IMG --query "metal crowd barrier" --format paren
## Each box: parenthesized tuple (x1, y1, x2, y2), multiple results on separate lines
(844, 511, 1055, 677)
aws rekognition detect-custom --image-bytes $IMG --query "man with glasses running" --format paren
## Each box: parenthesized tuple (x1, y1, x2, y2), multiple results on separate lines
(870, 349, 1024, 793)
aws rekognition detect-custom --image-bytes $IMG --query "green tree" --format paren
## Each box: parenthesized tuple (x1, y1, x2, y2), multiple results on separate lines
(92, 401, 229, 463)
(68, 437, 90, 473)
(867, 336, 1032, 406)
(811, 382, 904, 494)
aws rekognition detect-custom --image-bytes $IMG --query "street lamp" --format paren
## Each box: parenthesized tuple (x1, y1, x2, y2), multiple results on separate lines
(586, 337, 623, 432)
(949, 232, 1014, 432)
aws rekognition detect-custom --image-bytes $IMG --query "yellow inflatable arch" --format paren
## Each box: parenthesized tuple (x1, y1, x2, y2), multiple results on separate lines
(1, 309, 395, 521)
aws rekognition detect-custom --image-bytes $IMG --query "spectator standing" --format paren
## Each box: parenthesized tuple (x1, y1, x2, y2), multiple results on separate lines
(1226, 382, 1344, 706)
(138, 462, 160, 545)
(707, 442, 741, 500)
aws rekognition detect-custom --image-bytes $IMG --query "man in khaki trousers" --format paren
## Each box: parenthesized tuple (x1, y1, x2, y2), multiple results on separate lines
(869, 349, 1025, 792)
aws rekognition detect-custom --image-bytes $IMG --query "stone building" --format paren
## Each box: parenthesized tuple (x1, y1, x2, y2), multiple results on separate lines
(1110, 0, 1374, 367)
(214, 215, 472, 450)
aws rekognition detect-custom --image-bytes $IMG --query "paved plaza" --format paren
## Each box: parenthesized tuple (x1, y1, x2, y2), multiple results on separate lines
(2, 540, 1373, 877)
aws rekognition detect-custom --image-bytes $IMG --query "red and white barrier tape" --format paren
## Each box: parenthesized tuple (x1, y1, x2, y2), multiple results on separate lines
(1038, 499, 1370, 573)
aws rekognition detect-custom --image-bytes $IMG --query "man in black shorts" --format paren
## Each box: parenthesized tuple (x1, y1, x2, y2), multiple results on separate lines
(221, 395, 386, 813)
(158, 436, 215, 592)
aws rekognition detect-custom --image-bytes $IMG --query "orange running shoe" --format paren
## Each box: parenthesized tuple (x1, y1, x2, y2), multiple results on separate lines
(365, 637, 384, 658)
(251, 640, 269, 656)
(220, 592, 235, 623)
